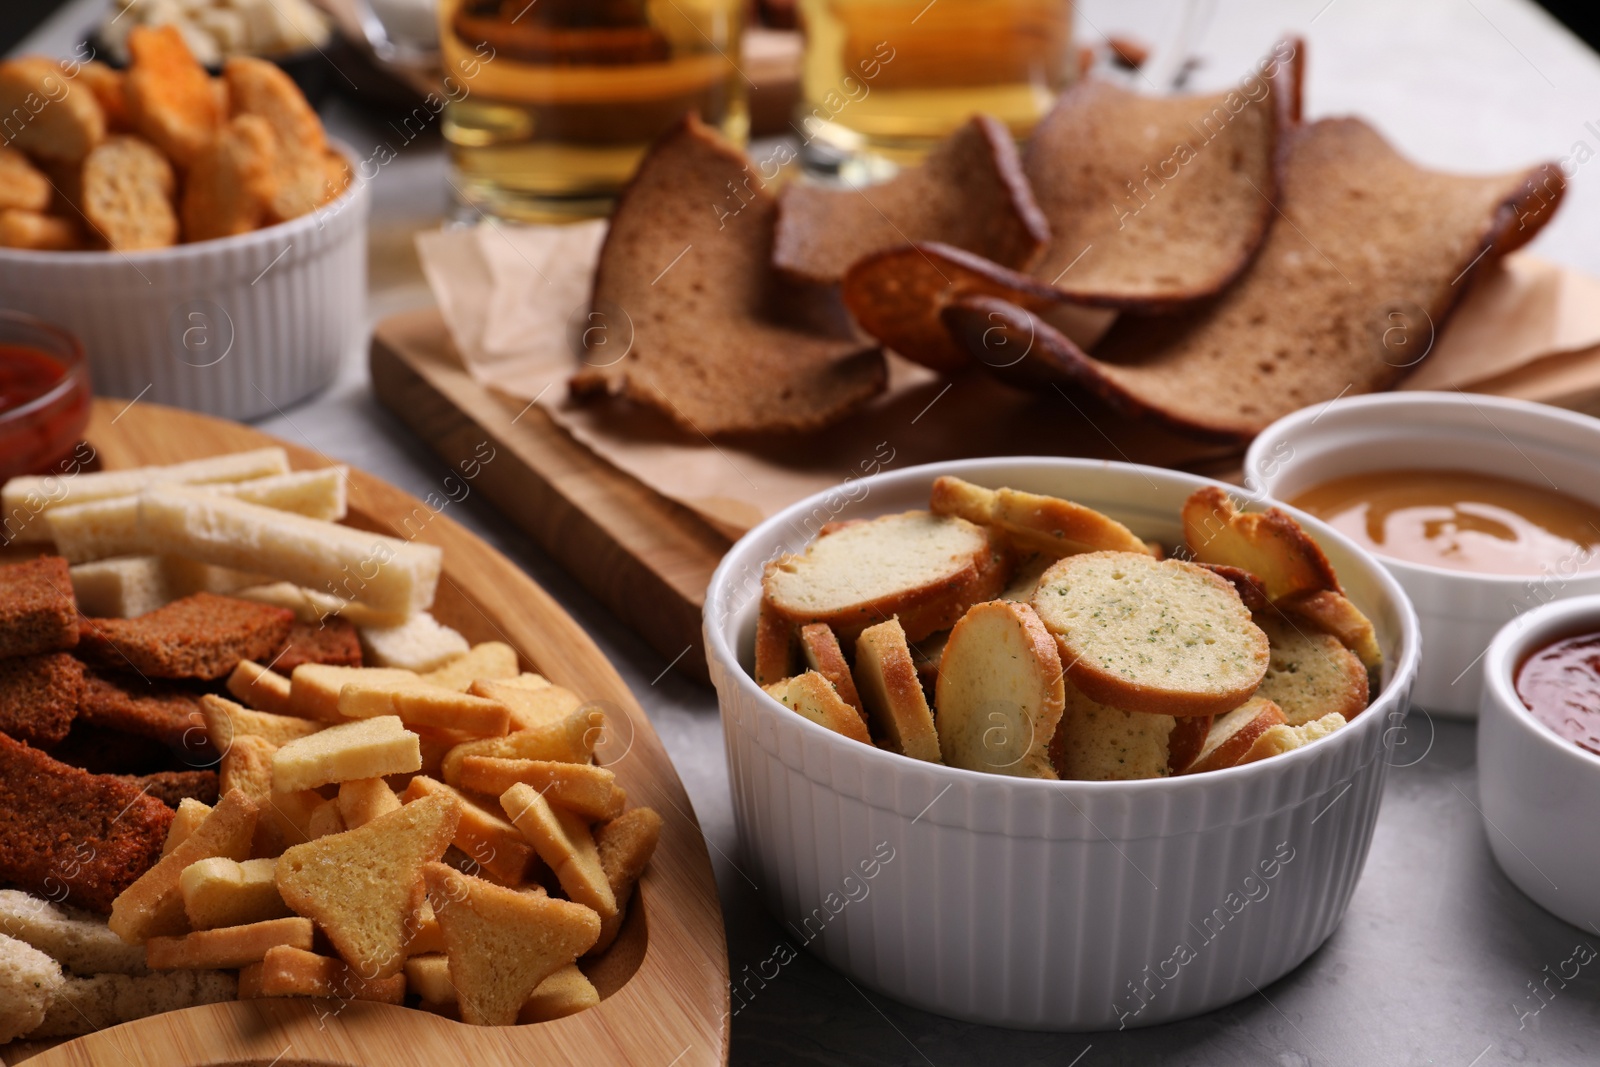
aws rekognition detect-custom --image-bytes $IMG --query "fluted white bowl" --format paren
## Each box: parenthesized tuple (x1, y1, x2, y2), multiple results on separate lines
(1478, 594, 1600, 931)
(1245, 392, 1600, 719)
(0, 142, 367, 421)
(704, 458, 1421, 1030)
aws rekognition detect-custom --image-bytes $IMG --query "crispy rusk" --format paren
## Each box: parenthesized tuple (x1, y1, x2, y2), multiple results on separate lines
(76, 60, 130, 131)
(500, 784, 615, 918)
(1167, 714, 1212, 775)
(275, 794, 461, 978)
(773, 114, 1048, 284)
(247, 944, 406, 1003)
(82, 135, 178, 251)
(223, 57, 330, 221)
(421, 641, 518, 692)
(0, 57, 105, 163)
(753, 601, 796, 687)
(458, 758, 623, 821)
(1031, 551, 1270, 717)
(929, 475, 1150, 559)
(568, 115, 886, 435)
(0, 146, 51, 212)
(936, 600, 1064, 779)
(763, 671, 872, 746)
(853, 618, 941, 762)
(797, 623, 863, 713)
(1277, 588, 1383, 671)
(439, 704, 604, 785)
(401, 776, 540, 886)
(1182, 486, 1340, 602)
(1049, 679, 1175, 781)
(589, 807, 661, 956)
(108, 789, 258, 944)
(124, 25, 223, 168)
(180, 114, 277, 242)
(946, 118, 1567, 439)
(1021, 43, 1295, 305)
(422, 861, 601, 1027)
(145, 916, 312, 970)
(0, 208, 80, 250)
(1254, 615, 1369, 726)
(1180, 696, 1286, 775)
(1239, 711, 1346, 764)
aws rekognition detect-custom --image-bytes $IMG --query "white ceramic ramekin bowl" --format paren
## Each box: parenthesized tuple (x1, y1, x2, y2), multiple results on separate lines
(1478, 594, 1600, 931)
(704, 458, 1421, 1030)
(0, 143, 368, 421)
(1246, 391, 1600, 719)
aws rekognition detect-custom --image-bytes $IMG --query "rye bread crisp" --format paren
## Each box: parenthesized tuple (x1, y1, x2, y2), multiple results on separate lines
(947, 118, 1566, 439)
(77, 592, 294, 680)
(773, 115, 1049, 284)
(569, 115, 887, 436)
(0, 556, 79, 658)
(0, 733, 174, 914)
(0, 652, 82, 746)
(1022, 41, 1297, 306)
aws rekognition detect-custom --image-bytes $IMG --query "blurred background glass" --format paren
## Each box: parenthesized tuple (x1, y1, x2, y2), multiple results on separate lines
(795, 0, 1075, 179)
(437, 0, 748, 223)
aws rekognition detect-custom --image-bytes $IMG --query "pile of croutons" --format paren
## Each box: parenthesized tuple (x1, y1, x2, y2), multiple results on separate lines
(0, 26, 349, 252)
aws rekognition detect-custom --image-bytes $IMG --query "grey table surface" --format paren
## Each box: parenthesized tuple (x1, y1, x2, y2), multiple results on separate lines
(15, 0, 1600, 1062)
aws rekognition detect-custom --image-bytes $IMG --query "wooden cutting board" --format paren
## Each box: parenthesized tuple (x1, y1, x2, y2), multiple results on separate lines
(2, 400, 729, 1066)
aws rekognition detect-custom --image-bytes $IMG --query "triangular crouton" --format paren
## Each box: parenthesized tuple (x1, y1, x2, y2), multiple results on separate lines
(422, 862, 600, 1026)
(274, 794, 460, 978)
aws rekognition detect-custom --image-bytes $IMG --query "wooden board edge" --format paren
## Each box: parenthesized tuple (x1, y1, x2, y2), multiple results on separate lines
(369, 314, 730, 684)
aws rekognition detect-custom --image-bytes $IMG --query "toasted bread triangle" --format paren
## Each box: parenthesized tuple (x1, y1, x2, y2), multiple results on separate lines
(422, 862, 601, 1026)
(275, 793, 460, 978)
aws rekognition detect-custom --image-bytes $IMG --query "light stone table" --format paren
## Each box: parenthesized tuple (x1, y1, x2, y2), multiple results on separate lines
(15, 1, 1600, 1062)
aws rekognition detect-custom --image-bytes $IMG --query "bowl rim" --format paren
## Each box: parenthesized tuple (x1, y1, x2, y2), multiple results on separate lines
(1481, 592, 1600, 771)
(1243, 390, 1600, 587)
(0, 139, 366, 265)
(705, 455, 1423, 794)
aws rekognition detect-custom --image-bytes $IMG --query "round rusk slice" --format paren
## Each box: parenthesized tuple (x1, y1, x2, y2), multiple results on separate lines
(1031, 551, 1268, 717)
(935, 600, 1064, 779)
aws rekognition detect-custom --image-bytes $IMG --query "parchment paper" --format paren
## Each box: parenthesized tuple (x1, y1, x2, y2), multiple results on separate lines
(416, 224, 1600, 538)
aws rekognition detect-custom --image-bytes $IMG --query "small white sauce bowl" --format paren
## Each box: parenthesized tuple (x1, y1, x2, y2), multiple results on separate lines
(1246, 391, 1600, 719)
(704, 457, 1420, 1030)
(0, 141, 368, 422)
(1478, 594, 1600, 931)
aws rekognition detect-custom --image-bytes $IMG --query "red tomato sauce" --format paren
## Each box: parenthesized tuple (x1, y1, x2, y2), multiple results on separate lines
(0, 342, 90, 479)
(1516, 631, 1600, 757)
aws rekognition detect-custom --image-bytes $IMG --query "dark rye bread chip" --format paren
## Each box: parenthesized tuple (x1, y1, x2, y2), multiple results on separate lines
(772, 115, 1049, 284)
(270, 618, 363, 675)
(112, 769, 221, 808)
(0, 556, 79, 658)
(1022, 39, 1298, 306)
(0, 652, 83, 746)
(569, 115, 887, 436)
(0, 732, 174, 914)
(78, 670, 206, 750)
(77, 592, 295, 680)
(946, 118, 1566, 439)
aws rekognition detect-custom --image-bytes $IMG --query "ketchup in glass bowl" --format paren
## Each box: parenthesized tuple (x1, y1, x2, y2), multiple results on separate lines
(0, 311, 92, 482)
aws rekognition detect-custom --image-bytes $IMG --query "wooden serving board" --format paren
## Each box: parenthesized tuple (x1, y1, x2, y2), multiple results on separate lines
(3, 401, 729, 1066)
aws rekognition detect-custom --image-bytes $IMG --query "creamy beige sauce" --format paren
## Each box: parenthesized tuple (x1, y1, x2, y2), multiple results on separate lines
(1290, 469, 1600, 576)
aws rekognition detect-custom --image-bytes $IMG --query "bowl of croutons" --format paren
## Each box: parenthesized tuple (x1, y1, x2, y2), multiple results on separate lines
(704, 457, 1421, 1030)
(0, 28, 366, 421)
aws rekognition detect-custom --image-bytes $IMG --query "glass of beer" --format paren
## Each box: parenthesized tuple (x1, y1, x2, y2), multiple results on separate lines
(795, 0, 1074, 177)
(438, 0, 748, 223)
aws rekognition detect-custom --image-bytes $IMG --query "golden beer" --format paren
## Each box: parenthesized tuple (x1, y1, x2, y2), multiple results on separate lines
(439, 0, 748, 222)
(796, 0, 1074, 172)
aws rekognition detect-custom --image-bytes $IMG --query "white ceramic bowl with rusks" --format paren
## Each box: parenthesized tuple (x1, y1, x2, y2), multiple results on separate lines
(0, 144, 367, 423)
(703, 457, 1421, 1030)
(1245, 391, 1600, 719)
